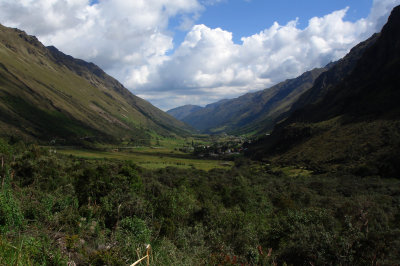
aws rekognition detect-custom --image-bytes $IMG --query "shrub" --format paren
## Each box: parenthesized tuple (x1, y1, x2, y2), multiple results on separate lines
(0, 170, 24, 233)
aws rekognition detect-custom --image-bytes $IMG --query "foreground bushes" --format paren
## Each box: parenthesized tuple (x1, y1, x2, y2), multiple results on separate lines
(0, 139, 399, 264)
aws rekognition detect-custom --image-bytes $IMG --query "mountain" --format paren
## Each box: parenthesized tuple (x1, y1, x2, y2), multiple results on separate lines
(288, 33, 379, 115)
(248, 5, 400, 178)
(0, 24, 191, 144)
(179, 67, 327, 135)
(167, 104, 203, 120)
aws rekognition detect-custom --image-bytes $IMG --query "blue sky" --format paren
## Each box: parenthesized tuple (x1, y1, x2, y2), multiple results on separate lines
(0, 0, 399, 110)
(171, 0, 372, 45)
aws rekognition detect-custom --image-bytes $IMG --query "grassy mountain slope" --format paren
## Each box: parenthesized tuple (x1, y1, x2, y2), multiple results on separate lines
(180, 67, 327, 135)
(167, 104, 203, 120)
(248, 5, 400, 177)
(0, 24, 191, 144)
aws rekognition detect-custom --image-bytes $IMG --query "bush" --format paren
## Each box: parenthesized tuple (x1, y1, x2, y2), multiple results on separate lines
(0, 171, 24, 233)
(113, 217, 151, 262)
(119, 217, 151, 244)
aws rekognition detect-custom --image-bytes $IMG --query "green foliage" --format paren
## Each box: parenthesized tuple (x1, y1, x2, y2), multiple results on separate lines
(0, 138, 400, 264)
(266, 208, 337, 264)
(0, 138, 13, 159)
(111, 217, 152, 263)
(0, 171, 24, 233)
(119, 217, 151, 244)
(88, 249, 126, 266)
(0, 235, 66, 265)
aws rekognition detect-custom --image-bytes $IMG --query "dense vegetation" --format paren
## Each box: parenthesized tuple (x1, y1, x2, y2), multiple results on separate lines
(1, 138, 399, 265)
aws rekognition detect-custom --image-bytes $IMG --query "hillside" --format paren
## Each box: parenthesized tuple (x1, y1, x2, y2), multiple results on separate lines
(0, 24, 191, 144)
(248, 5, 400, 178)
(179, 67, 327, 135)
(167, 104, 203, 120)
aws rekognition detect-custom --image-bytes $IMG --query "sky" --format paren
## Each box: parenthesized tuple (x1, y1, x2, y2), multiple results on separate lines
(0, 0, 399, 110)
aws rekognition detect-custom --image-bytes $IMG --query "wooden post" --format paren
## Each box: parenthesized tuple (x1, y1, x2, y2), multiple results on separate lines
(146, 244, 150, 266)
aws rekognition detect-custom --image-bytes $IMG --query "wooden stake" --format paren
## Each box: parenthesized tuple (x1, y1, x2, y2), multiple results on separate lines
(146, 244, 150, 266)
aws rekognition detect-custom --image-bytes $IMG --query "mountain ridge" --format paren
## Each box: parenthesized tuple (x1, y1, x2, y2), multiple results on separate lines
(0, 24, 191, 144)
(247, 5, 400, 177)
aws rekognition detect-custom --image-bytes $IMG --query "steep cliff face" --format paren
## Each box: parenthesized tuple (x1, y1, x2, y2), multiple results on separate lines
(0, 24, 191, 143)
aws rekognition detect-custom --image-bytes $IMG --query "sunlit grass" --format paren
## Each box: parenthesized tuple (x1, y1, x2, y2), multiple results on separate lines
(58, 148, 233, 171)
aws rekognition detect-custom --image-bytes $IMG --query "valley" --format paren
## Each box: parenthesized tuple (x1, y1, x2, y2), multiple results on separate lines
(1, 4, 400, 266)
(55, 137, 236, 171)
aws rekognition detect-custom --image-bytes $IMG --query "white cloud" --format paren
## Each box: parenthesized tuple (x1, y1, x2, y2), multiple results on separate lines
(369, 0, 400, 30)
(0, 0, 399, 110)
(0, 0, 203, 88)
(135, 0, 399, 110)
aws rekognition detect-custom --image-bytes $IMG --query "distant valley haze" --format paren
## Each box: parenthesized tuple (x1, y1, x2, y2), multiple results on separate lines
(0, 0, 399, 110)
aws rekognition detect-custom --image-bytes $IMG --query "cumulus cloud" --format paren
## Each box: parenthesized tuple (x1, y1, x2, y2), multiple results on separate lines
(0, 0, 399, 110)
(135, 1, 399, 109)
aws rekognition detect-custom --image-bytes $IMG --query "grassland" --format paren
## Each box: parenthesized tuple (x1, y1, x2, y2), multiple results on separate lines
(58, 146, 233, 171)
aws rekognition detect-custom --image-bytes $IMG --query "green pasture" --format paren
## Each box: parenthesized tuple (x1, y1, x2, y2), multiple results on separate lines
(58, 147, 233, 171)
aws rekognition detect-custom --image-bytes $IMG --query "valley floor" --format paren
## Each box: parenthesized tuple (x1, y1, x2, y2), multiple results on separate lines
(57, 147, 233, 171)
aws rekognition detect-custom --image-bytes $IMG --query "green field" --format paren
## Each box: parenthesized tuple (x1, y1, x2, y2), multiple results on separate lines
(58, 147, 234, 171)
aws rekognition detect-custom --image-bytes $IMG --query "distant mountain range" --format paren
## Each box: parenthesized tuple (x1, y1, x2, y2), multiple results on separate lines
(168, 67, 328, 135)
(247, 5, 400, 178)
(0, 24, 191, 144)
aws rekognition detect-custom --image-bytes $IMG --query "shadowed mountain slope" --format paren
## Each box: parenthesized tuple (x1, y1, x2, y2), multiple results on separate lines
(248, 5, 400, 178)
